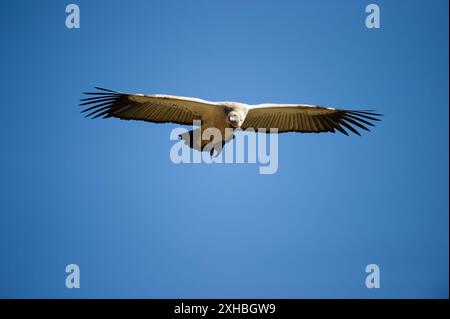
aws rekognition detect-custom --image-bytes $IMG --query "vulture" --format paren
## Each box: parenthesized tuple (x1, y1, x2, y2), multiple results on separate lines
(80, 87, 382, 154)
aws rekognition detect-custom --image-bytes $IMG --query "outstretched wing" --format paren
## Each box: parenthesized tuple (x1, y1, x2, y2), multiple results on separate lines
(80, 87, 222, 125)
(241, 103, 382, 136)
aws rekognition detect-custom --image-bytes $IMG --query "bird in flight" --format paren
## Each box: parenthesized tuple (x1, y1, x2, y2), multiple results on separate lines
(80, 87, 381, 154)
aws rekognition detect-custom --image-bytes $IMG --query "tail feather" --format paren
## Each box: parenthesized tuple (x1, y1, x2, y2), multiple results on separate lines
(179, 129, 231, 157)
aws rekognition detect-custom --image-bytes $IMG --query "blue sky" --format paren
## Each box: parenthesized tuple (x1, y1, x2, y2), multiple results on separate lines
(0, 0, 448, 298)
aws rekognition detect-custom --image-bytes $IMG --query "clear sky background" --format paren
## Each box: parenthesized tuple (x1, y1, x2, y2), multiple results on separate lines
(0, 0, 448, 298)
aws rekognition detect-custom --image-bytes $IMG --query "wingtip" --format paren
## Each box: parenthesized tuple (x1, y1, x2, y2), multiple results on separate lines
(94, 87, 117, 93)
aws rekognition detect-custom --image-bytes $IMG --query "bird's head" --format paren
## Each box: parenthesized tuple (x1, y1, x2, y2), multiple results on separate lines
(227, 111, 244, 128)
